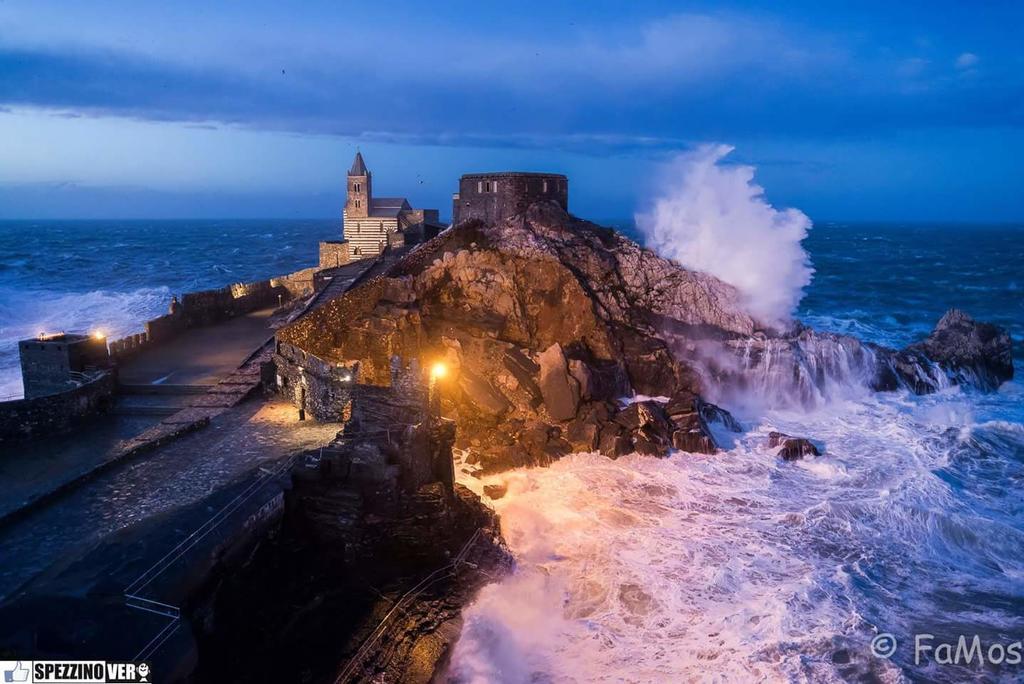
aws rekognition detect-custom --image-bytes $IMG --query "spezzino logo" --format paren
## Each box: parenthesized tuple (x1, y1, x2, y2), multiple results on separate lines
(0, 662, 150, 684)
(33, 662, 104, 683)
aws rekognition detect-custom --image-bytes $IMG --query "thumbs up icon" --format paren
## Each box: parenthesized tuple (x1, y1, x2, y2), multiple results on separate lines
(3, 661, 28, 683)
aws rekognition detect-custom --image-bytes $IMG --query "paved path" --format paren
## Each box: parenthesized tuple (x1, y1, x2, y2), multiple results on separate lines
(0, 308, 282, 523)
(0, 414, 158, 521)
(118, 307, 277, 386)
(0, 398, 339, 601)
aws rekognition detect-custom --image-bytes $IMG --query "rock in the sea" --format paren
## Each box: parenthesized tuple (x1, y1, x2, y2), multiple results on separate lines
(483, 483, 508, 500)
(768, 431, 821, 460)
(906, 309, 1014, 391)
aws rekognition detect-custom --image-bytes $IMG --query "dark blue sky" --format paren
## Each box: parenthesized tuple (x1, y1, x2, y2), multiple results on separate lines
(1, 1, 1022, 221)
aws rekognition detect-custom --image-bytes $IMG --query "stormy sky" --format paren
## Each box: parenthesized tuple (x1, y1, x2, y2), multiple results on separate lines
(1, 1, 1022, 220)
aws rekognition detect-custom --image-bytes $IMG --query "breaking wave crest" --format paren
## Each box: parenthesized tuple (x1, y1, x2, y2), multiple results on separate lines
(0, 286, 170, 398)
(636, 145, 814, 328)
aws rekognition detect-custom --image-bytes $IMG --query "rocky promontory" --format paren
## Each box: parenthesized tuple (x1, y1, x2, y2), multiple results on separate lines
(278, 201, 1013, 473)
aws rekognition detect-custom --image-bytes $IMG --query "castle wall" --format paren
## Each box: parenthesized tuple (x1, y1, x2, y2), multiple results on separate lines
(0, 370, 115, 443)
(272, 341, 357, 422)
(453, 172, 568, 225)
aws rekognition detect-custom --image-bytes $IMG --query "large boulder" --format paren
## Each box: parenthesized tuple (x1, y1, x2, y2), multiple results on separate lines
(768, 431, 821, 461)
(905, 309, 1014, 391)
(537, 343, 580, 421)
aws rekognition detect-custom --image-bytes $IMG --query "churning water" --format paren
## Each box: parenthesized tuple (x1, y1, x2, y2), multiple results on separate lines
(451, 222, 1024, 683)
(0, 219, 327, 398)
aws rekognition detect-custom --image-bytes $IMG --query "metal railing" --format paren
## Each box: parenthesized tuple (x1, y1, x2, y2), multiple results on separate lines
(334, 527, 485, 684)
(123, 452, 299, 661)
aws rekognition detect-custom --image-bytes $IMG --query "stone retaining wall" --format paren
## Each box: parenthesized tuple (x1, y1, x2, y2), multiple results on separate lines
(272, 341, 356, 422)
(0, 371, 116, 444)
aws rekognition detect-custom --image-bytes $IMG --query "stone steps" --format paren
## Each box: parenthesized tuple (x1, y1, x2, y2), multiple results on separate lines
(118, 383, 212, 396)
(112, 404, 183, 417)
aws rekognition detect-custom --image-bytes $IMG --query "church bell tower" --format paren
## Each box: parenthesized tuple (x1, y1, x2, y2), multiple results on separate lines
(346, 151, 371, 219)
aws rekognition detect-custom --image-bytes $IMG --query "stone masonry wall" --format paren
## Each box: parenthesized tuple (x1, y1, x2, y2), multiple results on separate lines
(453, 172, 568, 225)
(0, 371, 115, 444)
(272, 341, 357, 422)
(318, 241, 351, 270)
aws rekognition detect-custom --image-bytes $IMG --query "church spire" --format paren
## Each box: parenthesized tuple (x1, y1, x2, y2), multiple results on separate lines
(346, 151, 371, 218)
(349, 151, 368, 176)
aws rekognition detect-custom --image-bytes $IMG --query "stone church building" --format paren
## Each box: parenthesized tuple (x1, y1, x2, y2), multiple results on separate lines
(342, 152, 440, 259)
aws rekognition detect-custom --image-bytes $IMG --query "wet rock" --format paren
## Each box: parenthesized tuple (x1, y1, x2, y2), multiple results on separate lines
(906, 309, 1014, 391)
(483, 483, 508, 500)
(768, 431, 821, 460)
(457, 367, 511, 415)
(672, 429, 717, 454)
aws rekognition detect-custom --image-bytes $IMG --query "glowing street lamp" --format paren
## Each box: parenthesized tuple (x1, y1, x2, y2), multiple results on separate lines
(430, 362, 448, 381)
(429, 361, 448, 416)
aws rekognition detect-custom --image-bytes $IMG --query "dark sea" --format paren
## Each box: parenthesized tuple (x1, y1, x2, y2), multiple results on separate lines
(1, 219, 1023, 680)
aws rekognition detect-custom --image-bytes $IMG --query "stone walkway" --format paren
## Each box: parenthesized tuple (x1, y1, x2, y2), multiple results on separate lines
(0, 340, 274, 526)
(0, 397, 339, 601)
(117, 307, 277, 386)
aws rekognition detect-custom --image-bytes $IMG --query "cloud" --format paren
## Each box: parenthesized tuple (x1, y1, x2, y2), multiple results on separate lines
(0, 12, 1021, 151)
(955, 52, 979, 70)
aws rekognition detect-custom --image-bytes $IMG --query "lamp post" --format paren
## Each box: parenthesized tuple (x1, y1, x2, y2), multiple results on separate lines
(428, 361, 447, 418)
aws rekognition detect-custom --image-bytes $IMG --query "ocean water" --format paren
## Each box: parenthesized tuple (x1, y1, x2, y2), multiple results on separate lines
(450, 222, 1024, 683)
(1, 219, 1022, 681)
(0, 219, 331, 398)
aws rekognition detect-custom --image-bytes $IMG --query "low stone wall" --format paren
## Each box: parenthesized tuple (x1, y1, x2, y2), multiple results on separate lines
(272, 267, 318, 299)
(0, 371, 116, 444)
(109, 269, 319, 363)
(317, 241, 350, 270)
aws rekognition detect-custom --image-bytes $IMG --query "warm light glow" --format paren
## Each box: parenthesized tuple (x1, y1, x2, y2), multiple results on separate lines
(430, 362, 448, 380)
(92, 330, 106, 340)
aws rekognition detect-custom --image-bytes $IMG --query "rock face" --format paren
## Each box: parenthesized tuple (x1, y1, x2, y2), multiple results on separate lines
(899, 309, 1013, 391)
(279, 202, 749, 471)
(190, 389, 509, 684)
(278, 202, 1013, 472)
